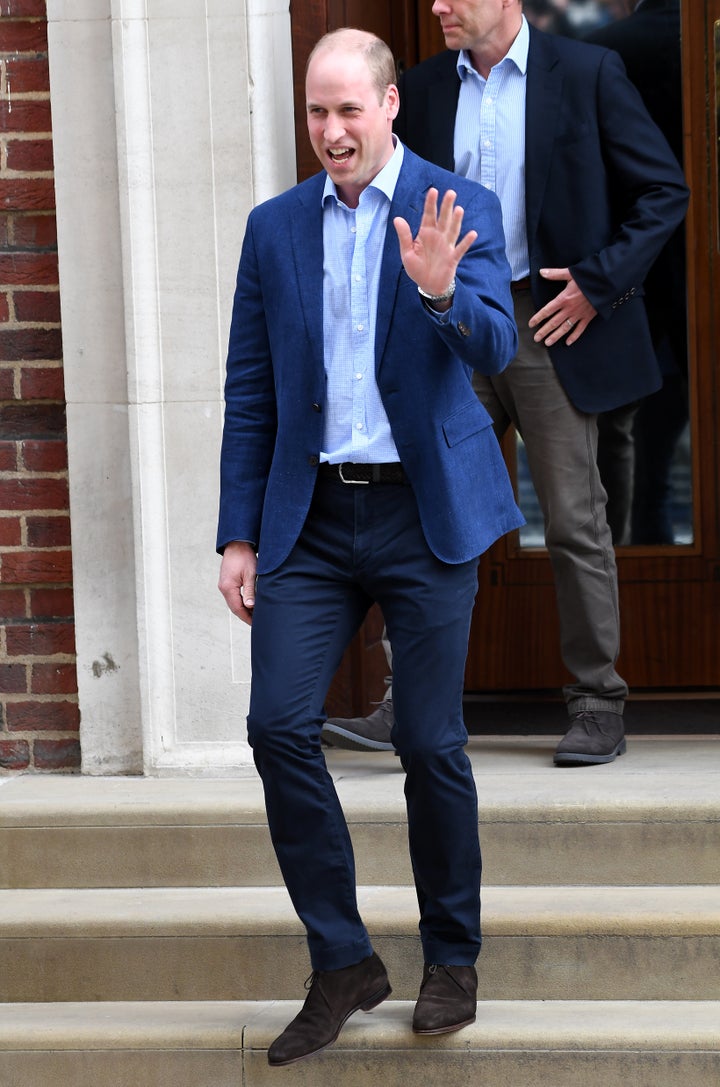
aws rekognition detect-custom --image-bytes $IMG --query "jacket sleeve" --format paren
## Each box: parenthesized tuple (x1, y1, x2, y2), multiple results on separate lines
(216, 213, 277, 554)
(424, 182, 517, 374)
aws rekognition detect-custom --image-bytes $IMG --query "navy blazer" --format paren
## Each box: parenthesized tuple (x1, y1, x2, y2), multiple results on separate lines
(217, 148, 524, 572)
(394, 26, 690, 413)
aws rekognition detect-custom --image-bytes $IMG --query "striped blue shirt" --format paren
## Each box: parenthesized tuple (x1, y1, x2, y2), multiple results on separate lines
(320, 139, 404, 463)
(454, 15, 529, 280)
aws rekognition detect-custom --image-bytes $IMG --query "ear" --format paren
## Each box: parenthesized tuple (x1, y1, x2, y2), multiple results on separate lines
(385, 83, 400, 121)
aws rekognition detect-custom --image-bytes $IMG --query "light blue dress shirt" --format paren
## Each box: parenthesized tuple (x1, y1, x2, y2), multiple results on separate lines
(320, 139, 404, 464)
(454, 15, 529, 280)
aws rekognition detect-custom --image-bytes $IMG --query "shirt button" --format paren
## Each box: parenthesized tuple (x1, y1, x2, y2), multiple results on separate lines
(355, 373, 363, 380)
(355, 422, 363, 431)
(357, 324, 364, 331)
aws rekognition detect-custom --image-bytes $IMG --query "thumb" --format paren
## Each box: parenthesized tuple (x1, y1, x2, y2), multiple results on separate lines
(393, 215, 412, 252)
(539, 267, 570, 281)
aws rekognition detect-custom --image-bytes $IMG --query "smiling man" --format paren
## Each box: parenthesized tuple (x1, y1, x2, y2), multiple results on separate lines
(217, 27, 524, 1067)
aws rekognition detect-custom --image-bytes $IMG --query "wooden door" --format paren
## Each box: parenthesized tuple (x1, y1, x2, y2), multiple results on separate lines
(289, 2, 720, 714)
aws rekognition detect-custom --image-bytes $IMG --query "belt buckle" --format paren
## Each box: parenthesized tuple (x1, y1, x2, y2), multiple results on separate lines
(338, 462, 369, 485)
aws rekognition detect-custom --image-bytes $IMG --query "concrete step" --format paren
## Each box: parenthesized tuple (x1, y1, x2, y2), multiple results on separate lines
(1, 884, 718, 1002)
(0, 1000, 718, 1087)
(1, 738, 718, 888)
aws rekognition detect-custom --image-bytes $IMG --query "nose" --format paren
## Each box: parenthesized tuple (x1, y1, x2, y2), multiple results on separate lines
(432, 0, 450, 13)
(324, 113, 346, 143)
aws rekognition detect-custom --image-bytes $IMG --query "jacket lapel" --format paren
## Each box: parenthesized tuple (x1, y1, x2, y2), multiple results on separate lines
(525, 28, 563, 257)
(426, 59, 461, 171)
(375, 149, 429, 369)
(291, 175, 326, 374)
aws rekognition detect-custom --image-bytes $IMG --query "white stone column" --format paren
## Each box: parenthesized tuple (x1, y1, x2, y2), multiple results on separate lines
(47, 0, 296, 774)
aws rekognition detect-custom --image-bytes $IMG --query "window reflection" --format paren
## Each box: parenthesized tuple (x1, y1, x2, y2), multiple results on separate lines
(517, 0, 692, 548)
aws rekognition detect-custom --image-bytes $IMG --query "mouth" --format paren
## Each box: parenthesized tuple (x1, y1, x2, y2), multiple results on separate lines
(327, 147, 355, 164)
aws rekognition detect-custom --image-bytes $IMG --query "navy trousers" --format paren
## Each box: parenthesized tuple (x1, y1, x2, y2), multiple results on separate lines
(247, 472, 482, 972)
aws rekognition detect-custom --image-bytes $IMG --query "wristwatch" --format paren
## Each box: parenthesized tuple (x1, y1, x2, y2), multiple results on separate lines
(417, 278, 456, 304)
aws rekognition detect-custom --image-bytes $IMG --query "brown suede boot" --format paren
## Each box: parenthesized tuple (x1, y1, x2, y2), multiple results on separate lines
(412, 963, 477, 1035)
(268, 952, 391, 1066)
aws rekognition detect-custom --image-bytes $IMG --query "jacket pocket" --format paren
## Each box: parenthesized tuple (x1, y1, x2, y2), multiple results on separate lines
(442, 401, 493, 448)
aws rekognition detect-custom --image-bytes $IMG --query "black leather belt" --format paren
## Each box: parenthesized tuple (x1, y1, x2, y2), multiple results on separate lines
(511, 276, 531, 293)
(319, 461, 407, 485)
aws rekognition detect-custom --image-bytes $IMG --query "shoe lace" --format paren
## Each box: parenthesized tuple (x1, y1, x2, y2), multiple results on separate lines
(571, 711, 595, 734)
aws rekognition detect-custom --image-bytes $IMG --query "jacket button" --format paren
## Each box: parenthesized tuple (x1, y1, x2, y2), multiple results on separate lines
(312, 402, 322, 412)
(308, 455, 319, 467)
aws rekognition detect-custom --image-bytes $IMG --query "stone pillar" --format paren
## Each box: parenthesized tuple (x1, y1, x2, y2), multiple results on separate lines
(47, 0, 296, 774)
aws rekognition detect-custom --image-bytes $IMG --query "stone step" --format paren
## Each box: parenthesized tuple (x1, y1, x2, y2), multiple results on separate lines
(1, 884, 718, 1002)
(0, 1000, 717, 1087)
(0, 738, 718, 889)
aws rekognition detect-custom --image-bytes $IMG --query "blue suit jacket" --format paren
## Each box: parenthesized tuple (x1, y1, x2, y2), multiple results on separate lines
(217, 147, 524, 573)
(394, 26, 690, 413)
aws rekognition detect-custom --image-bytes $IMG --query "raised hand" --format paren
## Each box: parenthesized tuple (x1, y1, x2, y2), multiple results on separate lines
(393, 187, 477, 302)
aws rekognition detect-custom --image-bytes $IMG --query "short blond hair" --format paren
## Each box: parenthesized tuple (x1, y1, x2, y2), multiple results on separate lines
(306, 28, 397, 104)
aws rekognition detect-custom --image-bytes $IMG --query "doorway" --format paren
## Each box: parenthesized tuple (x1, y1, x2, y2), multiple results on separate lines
(289, 1, 720, 715)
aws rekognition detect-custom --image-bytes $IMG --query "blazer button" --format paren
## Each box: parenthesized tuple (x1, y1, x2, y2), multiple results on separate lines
(312, 402, 322, 412)
(457, 322, 471, 337)
(308, 455, 319, 467)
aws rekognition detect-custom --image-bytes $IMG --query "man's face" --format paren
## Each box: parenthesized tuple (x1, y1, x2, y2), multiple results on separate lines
(306, 47, 399, 209)
(431, 0, 517, 53)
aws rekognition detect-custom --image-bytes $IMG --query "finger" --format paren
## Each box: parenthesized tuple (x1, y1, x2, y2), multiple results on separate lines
(453, 227, 478, 262)
(420, 187, 440, 227)
(536, 316, 578, 346)
(393, 215, 413, 252)
(528, 303, 559, 329)
(531, 314, 564, 344)
(219, 582, 251, 623)
(566, 318, 587, 346)
(436, 188, 458, 231)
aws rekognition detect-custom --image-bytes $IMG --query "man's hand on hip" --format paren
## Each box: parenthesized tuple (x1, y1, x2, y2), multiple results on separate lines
(529, 268, 597, 347)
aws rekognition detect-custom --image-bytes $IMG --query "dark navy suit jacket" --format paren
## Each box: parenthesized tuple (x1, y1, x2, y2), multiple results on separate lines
(394, 25, 690, 413)
(217, 147, 524, 572)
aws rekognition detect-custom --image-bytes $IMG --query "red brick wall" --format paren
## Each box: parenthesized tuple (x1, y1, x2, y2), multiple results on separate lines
(0, 0, 80, 772)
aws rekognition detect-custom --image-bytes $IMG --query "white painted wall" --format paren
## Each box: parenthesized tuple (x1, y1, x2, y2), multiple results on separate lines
(47, 0, 296, 774)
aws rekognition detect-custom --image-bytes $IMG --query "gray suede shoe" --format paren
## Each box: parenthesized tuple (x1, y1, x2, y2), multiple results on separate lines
(322, 698, 395, 751)
(554, 710, 627, 766)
